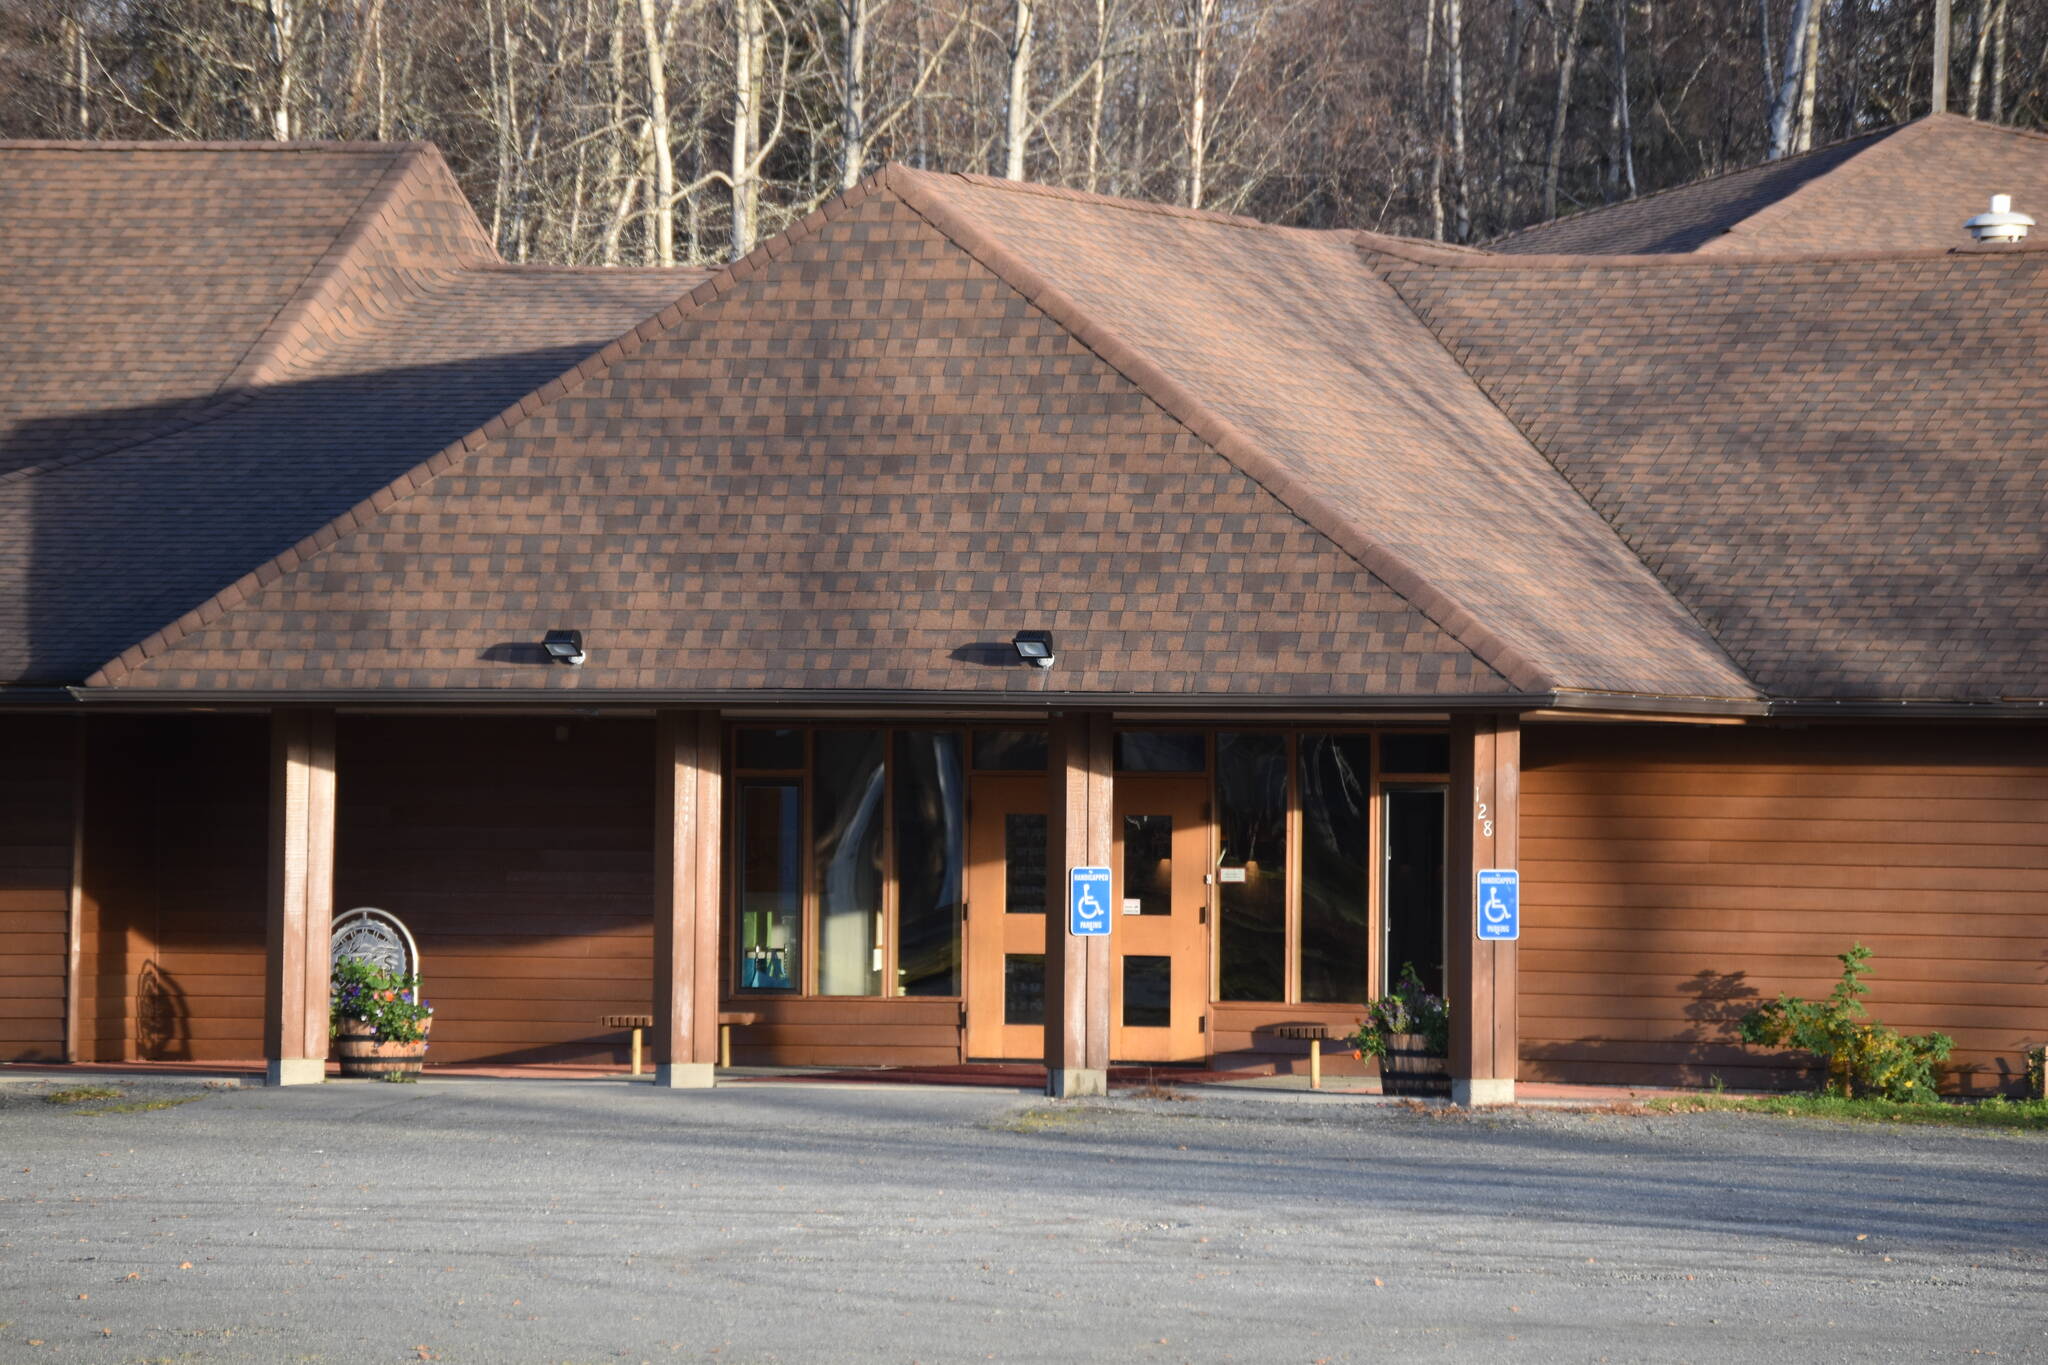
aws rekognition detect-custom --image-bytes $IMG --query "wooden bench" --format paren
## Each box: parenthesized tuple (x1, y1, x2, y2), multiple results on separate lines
(1267, 1024, 1336, 1090)
(598, 1012, 761, 1076)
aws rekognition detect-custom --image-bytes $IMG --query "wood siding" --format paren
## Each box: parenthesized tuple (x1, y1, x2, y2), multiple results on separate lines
(1521, 723, 2048, 1094)
(0, 716, 75, 1062)
(335, 716, 657, 1067)
(1208, 1001, 1372, 1076)
(75, 718, 163, 1061)
(721, 996, 964, 1068)
(146, 718, 268, 1061)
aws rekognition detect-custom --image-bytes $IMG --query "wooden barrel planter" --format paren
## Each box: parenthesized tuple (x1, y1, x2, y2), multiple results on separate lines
(1379, 1033, 1451, 1098)
(334, 1018, 429, 1080)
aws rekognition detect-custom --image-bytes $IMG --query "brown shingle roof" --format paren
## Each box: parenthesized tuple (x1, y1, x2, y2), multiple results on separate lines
(0, 142, 704, 686)
(1370, 239, 2048, 701)
(15, 146, 2041, 708)
(86, 180, 1518, 700)
(1492, 116, 2048, 256)
(0, 141, 493, 477)
(894, 171, 1754, 700)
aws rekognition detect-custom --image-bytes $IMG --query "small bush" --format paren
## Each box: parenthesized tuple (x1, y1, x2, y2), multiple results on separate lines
(1738, 944, 1951, 1102)
(2027, 1046, 2046, 1101)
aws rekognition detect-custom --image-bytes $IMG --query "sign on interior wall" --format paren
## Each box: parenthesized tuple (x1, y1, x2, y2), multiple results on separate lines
(1476, 868, 1520, 941)
(1069, 866, 1111, 937)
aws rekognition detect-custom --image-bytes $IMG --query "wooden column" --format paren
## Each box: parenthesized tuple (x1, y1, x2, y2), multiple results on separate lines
(1044, 711, 1112, 1097)
(654, 710, 721, 1088)
(264, 709, 336, 1086)
(1447, 713, 1519, 1105)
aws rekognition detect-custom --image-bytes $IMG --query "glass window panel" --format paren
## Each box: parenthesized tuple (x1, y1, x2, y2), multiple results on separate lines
(1122, 955, 1172, 1027)
(1114, 731, 1205, 772)
(1385, 788, 1448, 997)
(1381, 733, 1450, 774)
(1217, 732, 1287, 1002)
(973, 730, 1048, 771)
(1004, 814, 1048, 914)
(894, 731, 964, 997)
(736, 727, 804, 771)
(813, 730, 885, 996)
(1004, 954, 1046, 1025)
(737, 782, 800, 992)
(1122, 814, 1174, 915)
(1300, 735, 1375, 1004)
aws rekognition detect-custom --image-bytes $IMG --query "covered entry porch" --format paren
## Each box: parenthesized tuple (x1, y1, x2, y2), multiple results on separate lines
(60, 707, 1523, 1103)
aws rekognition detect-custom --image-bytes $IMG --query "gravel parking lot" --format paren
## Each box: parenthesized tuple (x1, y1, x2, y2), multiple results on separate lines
(2, 1076, 2044, 1363)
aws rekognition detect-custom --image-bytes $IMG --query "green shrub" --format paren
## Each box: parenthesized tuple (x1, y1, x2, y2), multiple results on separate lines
(330, 956, 433, 1044)
(1347, 964, 1450, 1061)
(1738, 944, 1951, 1101)
(2027, 1046, 2046, 1101)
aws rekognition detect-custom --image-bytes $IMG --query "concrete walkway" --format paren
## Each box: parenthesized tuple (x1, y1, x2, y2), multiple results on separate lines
(0, 1058, 1713, 1105)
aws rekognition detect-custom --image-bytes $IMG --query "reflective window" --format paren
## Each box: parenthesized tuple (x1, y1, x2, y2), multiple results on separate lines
(973, 730, 1048, 771)
(1005, 954, 1046, 1025)
(1121, 814, 1174, 916)
(1300, 735, 1374, 1004)
(1004, 814, 1048, 914)
(1114, 731, 1205, 772)
(1216, 732, 1287, 1001)
(894, 731, 964, 997)
(1385, 787, 1448, 996)
(813, 730, 885, 996)
(1381, 733, 1449, 774)
(736, 728, 804, 771)
(737, 782, 800, 992)
(1123, 956, 1171, 1027)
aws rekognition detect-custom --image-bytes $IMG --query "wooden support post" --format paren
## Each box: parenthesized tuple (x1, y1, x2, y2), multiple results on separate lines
(264, 709, 336, 1086)
(1045, 711, 1113, 1098)
(654, 711, 722, 1088)
(1310, 1037, 1322, 1091)
(1447, 714, 1519, 1105)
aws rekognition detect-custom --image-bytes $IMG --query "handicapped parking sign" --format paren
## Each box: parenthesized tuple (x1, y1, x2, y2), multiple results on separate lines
(1476, 869, 1519, 941)
(1069, 866, 1111, 937)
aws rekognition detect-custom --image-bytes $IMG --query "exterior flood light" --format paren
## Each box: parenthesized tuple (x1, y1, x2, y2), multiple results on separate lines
(542, 629, 586, 666)
(1012, 630, 1056, 669)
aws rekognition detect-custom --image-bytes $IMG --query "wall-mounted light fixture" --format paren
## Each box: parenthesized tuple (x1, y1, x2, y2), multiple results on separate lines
(542, 629, 587, 666)
(1011, 630, 1056, 669)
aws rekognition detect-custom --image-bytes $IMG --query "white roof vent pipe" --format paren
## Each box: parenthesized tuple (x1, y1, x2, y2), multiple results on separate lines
(1964, 194, 2034, 243)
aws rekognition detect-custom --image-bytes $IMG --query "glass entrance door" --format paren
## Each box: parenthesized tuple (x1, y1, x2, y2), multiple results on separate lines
(1112, 778, 1208, 1062)
(964, 776, 1049, 1059)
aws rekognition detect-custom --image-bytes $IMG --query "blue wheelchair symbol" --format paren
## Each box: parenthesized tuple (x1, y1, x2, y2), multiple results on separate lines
(1477, 869, 1519, 941)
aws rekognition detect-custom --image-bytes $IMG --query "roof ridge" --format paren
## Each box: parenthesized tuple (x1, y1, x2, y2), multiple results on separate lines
(0, 138, 428, 153)
(2, 146, 497, 489)
(1695, 117, 1958, 254)
(1924, 111, 2048, 149)
(915, 167, 1315, 236)
(465, 262, 720, 276)
(215, 145, 483, 393)
(1486, 121, 1904, 249)
(885, 165, 1544, 693)
(1362, 229, 2046, 270)
(83, 178, 886, 688)
(1362, 256, 1761, 700)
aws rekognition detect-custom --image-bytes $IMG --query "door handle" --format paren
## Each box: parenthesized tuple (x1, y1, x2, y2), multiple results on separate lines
(1198, 904, 1208, 924)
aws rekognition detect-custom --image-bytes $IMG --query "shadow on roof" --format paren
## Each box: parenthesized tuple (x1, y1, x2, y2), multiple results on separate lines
(2, 347, 617, 687)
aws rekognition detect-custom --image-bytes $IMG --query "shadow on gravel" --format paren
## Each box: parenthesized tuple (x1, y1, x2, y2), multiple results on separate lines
(200, 1083, 2048, 1257)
